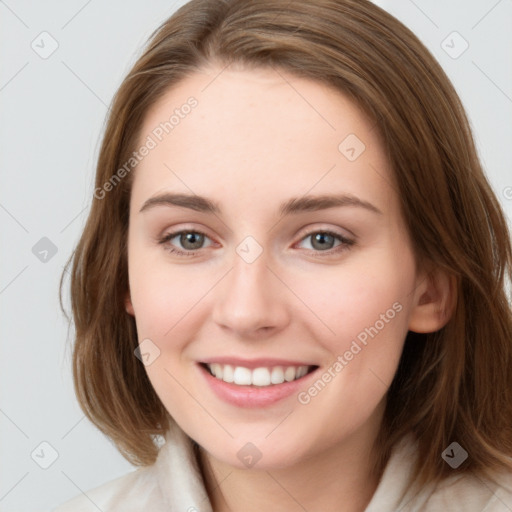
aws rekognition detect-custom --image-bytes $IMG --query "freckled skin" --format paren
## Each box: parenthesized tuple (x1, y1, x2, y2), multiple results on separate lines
(125, 65, 437, 511)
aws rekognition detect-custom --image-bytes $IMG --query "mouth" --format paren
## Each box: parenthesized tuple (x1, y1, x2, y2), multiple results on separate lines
(199, 362, 319, 387)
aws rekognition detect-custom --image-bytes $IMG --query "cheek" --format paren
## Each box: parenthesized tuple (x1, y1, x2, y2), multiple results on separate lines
(128, 255, 214, 339)
(128, 258, 208, 416)
(297, 254, 414, 347)
(288, 258, 413, 438)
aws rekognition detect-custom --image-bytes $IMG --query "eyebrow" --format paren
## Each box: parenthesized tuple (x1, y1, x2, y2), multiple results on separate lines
(139, 192, 382, 216)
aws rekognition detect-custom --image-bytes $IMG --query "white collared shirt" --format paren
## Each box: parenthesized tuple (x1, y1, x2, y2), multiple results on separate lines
(51, 421, 512, 511)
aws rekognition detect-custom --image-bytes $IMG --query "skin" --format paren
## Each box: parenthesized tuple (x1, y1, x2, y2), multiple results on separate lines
(125, 63, 453, 512)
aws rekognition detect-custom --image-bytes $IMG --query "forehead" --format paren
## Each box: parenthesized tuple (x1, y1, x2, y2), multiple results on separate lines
(131, 65, 395, 214)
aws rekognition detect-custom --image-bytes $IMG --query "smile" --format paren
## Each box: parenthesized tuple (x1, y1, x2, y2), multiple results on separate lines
(204, 363, 314, 387)
(198, 359, 320, 408)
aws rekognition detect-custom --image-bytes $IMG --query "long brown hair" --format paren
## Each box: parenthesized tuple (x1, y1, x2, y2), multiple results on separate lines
(60, 0, 512, 493)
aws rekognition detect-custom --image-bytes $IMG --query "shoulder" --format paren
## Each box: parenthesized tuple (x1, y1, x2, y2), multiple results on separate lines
(51, 465, 166, 512)
(51, 422, 212, 512)
(423, 468, 512, 511)
(367, 435, 512, 512)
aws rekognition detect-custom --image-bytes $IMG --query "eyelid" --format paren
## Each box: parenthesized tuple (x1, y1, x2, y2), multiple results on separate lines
(294, 223, 355, 241)
(158, 224, 352, 244)
(157, 223, 215, 242)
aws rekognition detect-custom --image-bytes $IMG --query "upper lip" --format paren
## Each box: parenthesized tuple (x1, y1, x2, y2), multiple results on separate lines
(200, 357, 317, 369)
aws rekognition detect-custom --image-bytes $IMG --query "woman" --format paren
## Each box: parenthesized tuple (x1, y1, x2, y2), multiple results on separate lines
(54, 0, 512, 510)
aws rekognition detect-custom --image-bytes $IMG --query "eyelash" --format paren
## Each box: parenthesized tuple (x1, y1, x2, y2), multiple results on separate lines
(157, 229, 355, 258)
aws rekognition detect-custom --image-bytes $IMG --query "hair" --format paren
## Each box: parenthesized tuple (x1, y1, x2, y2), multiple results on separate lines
(60, 0, 512, 496)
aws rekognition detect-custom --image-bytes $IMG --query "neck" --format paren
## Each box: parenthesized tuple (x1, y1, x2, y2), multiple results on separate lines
(197, 423, 384, 512)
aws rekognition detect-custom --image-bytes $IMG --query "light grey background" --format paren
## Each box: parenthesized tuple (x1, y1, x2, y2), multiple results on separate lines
(0, 1, 510, 511)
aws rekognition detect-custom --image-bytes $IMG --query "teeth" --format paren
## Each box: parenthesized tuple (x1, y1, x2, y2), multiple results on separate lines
(206, 364, 311, 386)
(210, 363, 222, 379)
(233, 366, 252, 385)
(252, 367, 271, 386)
(284, 366, 296, 382)
(270, 366, 284, 384)
(296, 366, 308, 378)
(223, 364, 234, 383)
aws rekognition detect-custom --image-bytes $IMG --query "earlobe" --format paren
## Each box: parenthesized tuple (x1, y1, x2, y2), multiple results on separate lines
(408, 268, 456, 334)
(125, 292, 135, 316)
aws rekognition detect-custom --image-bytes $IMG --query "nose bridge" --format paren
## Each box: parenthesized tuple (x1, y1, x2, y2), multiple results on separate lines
(211, 244, 289, 336)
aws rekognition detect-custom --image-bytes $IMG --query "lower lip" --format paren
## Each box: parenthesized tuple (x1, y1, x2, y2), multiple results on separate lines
(198, 364, 318, 408)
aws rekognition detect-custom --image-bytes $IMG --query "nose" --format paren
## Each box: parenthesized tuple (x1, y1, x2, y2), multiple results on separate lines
(211, 249, 291, 339)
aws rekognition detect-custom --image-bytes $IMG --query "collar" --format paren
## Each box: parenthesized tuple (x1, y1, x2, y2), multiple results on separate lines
(155, 420, 213, 512)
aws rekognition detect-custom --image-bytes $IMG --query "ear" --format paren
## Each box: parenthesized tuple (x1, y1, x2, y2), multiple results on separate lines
(408, 265, 457, 334)
(125, 290, 135, 316)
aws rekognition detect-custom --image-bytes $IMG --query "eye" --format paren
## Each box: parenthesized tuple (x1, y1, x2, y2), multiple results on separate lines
(296, 230, 355, 255)
(158, 230, 213, 257)
(158, 228, 355, 258)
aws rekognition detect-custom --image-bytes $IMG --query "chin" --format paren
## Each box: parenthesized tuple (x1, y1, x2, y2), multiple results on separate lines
(198, 432, 313, 471)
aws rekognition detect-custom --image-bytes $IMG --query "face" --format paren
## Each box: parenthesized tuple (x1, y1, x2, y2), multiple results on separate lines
(125, 64, 427, 470)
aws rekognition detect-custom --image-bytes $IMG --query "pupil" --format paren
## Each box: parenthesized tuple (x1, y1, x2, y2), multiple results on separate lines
(313, 233, 333, 250)
(182, 232, 203, 249)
